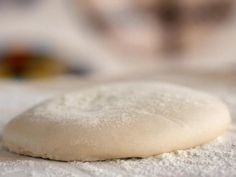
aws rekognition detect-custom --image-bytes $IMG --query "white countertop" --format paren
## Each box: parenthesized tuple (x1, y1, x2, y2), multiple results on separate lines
(0, 73, 236, 177)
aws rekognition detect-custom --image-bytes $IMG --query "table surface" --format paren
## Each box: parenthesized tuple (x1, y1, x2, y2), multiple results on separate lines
(0, 73, 236, 177)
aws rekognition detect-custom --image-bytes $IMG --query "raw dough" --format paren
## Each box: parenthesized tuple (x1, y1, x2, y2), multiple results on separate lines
(3, 82, 231, 161)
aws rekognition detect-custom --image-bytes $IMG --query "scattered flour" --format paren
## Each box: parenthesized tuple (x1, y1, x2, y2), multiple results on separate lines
(0, 81, 236, 176)
(70, 136, 236, 177)
(2, 136, 236, 177)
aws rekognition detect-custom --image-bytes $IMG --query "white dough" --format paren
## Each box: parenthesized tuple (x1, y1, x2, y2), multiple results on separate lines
(3, 82, 231, 161)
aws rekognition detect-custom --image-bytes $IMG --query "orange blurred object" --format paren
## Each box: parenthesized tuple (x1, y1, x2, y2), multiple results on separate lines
(0, 44, 66, 79)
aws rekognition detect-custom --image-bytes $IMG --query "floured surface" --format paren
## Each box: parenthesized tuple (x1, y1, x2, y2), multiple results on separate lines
(1, 75, 236, 177)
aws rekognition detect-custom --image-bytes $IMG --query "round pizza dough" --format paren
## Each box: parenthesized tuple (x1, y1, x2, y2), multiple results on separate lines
(3, 82, 231, 161)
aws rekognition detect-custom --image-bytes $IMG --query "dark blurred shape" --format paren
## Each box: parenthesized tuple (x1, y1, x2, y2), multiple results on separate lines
(195, 1, 232, 23)
(0, 44, 66, 79)
(11, 0, 36, 5)
(156, 1, 182, 26)
(141, 0, 234, 55)
(154, 1, 183, 54)
(77, 0, 235, 57)
(0, 0, 38, 9)
(67, 64, 91, 76)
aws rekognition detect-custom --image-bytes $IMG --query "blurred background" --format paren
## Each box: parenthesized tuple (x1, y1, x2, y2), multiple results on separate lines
(0, 0, 236, 133)
(0, 0, 236, 87)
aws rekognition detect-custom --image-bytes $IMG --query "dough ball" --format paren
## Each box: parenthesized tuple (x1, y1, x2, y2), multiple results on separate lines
(3, 82, 231, 161)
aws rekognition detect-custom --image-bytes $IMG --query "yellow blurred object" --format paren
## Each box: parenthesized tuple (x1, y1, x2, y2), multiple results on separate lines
(0, 45, 66, 79)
